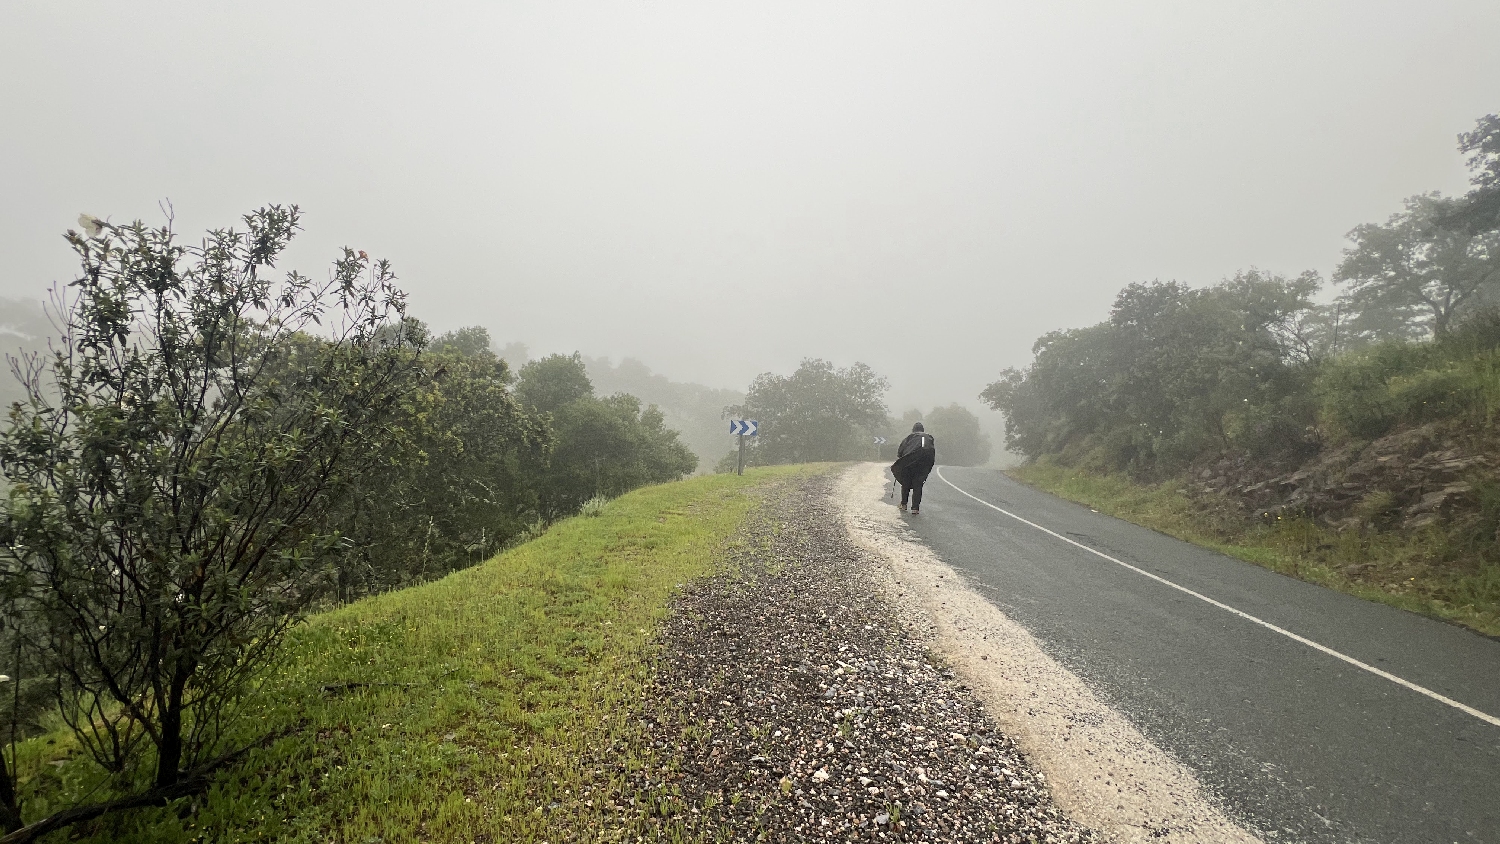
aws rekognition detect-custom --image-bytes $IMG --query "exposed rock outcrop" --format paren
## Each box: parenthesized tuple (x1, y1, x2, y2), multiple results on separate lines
(1188, 423, 1495, 532)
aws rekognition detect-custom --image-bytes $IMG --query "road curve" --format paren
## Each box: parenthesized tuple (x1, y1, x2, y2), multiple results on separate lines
(902, 466, 1500, 844)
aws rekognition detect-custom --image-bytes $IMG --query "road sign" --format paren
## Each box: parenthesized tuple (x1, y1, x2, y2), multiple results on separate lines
(873, 436, 887, 445)
(730, 420, 758, 476)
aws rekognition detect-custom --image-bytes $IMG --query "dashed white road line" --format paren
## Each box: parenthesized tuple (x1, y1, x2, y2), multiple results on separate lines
(935, 466, 1500, 729)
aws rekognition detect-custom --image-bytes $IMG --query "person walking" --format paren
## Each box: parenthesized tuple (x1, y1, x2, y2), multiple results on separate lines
(891, 422, 937, 514)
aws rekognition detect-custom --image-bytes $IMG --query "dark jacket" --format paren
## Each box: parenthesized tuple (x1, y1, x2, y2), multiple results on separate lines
(891, 432, 936, 486)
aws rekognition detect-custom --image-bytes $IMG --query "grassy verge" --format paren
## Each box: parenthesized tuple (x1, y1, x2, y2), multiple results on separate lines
(1010, 462, 1500, 638)
(13, 464, 827, 843)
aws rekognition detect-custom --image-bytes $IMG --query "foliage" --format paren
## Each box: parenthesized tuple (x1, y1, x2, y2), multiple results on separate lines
(1314, 311, 1500, 441)
(583, 355, 743, 474)
(516, 354, 697, 518)
(1461, 113, 1500, 191)
(1335, 193, 1500, 338)
(428, 325, 498, 361)
(983, 271, 1323, 475)
(0, 206, 414, 815)
(6, 467, 815, 842)
(329, 326, 550, 599)
(896, 406, 991, 467)
(1445, 113, 1500, 235)
(988, 120, 1500, 478)
(0, 208, 717, 837)
(727, 359, 889, 467)
(515, 352, 593, 414)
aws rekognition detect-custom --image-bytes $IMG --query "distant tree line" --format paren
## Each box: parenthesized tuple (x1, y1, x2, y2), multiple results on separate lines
(984, 113, 1500, 476)
(0, 208, 694, 835)
(898, 405, 992, 467)
(720, 358, 992, 470)
(580, 355, 744, 474)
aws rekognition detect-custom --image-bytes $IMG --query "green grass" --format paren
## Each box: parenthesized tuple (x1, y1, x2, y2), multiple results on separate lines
(12, 464, 826, 843)
(1011, 462, 1500, 638)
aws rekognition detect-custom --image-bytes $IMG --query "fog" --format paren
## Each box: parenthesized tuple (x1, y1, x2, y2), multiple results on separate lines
(3, 1, 1497, 415)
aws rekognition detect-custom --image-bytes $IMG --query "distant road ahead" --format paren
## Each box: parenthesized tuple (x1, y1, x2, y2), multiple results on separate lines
(903, 466, 1500, 844)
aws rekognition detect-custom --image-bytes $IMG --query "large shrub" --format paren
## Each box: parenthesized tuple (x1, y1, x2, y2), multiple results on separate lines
(0, 208, 413, 822)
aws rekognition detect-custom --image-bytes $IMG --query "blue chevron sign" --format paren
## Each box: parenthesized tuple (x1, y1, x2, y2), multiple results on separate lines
(729, 419, 759, 436)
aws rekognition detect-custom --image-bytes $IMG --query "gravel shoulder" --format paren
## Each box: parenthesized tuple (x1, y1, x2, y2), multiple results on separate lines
(605, 469, 1095, 842)
(837, 462, 1263, 844)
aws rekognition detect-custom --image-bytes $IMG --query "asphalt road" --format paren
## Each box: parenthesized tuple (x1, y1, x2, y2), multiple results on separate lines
(898, 466, 1500, 844)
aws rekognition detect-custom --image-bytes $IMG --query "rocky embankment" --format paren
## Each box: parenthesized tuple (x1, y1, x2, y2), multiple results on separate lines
(1190, 422, 1494, 533)
(612, 473, 1094, 843)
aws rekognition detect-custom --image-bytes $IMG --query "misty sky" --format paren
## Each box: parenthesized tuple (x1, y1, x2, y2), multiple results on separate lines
(3, 2, 1498, 414)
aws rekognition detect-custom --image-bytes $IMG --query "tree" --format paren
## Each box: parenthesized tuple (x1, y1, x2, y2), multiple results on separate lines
(1444, 113, 1500, 235)
(583, 355, 743, 474)
(331, 326, 550, 597)
(1335, 193, 1500, 338)
(980, 322, 1127, 461)
(515, 353, 697, 517)
(0, 207, 414, 811)
(516, 352, 594, 413)
(983, 273, 1322, 473)
(533, 394, 697, 517)
(920, 405, 992, 467)
(728, 359, 889, 466)
(429, 324, 496, 359)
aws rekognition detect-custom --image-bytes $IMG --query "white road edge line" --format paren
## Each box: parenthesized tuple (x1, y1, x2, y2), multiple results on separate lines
(935, 466, 1500, 729)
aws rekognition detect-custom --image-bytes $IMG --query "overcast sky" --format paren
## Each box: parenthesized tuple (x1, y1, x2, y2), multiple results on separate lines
(3, 1, 1497, 413)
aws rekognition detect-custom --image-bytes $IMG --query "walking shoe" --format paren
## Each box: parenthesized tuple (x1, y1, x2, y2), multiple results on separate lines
(911, 508, 920, 515)
(898, 502, 908, 512)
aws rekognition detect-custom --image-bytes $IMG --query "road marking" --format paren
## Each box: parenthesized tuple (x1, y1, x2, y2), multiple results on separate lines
(935, 467, 1500, 729)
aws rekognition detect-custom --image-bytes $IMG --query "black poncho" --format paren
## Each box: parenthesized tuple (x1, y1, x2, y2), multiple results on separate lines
(891, 432, 936, 487)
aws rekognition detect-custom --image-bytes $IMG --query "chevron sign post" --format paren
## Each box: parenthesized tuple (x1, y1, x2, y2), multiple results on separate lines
(872, 436, 887, 445)
(730, 419, 758, 475)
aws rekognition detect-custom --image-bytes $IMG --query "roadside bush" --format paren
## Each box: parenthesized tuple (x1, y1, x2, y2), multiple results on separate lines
(0, 207, 415, 830)
(1390, 366, 1484, 426)
(1314, 342, 1425, 440)
(1223, 389, 1320, 463)
(329, 328, 551, 600)
(1315, 325, 1500, 441)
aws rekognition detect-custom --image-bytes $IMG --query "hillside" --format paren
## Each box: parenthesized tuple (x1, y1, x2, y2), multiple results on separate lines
(998, 311, 1500, 635)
